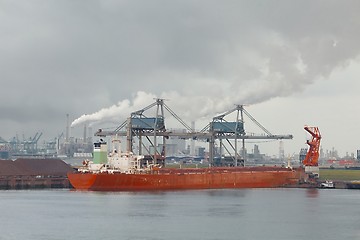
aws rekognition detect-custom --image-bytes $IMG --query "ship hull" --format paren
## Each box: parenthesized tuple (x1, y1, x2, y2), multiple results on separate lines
(68, 166, 305, 191)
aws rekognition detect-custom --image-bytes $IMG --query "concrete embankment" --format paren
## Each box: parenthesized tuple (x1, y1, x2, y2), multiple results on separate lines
(319, 168, 360, 189)
(331, 180, 360, 189)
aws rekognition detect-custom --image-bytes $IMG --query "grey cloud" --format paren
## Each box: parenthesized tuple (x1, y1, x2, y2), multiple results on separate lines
(1, 0, 360, 139)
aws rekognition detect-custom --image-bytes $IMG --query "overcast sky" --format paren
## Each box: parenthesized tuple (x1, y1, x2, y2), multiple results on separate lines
(1, 0, 360, 156)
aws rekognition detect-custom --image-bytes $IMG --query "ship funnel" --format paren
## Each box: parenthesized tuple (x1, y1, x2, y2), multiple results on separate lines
(93, 139, 108, 164)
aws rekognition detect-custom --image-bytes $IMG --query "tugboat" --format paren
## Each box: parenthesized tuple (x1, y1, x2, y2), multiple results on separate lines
(320, 180, 334, 188)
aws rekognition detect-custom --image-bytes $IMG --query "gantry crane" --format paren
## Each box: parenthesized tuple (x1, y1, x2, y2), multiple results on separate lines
(95, 99, 293, 166)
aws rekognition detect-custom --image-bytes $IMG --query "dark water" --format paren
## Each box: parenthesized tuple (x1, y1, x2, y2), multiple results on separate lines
(0, 188, 360, 240)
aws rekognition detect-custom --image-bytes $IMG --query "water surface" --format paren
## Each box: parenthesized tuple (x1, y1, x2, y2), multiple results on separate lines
(0, 188, 359, 240)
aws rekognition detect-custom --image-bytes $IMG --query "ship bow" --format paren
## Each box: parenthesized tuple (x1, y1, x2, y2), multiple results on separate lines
(67, 172, 97, 190)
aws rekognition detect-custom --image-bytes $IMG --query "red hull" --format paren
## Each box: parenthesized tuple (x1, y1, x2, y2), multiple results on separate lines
(68, 166, 305, 191)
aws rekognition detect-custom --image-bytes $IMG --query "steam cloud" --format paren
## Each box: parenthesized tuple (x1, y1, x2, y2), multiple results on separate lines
(71, 91, 157, 127)
(71, 1, 360, 127)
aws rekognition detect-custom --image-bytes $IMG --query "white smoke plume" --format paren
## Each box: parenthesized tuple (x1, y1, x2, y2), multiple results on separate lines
(72, 33, 357, 128)
(71, 91, 157, 127)
(70, 1, 360, 128)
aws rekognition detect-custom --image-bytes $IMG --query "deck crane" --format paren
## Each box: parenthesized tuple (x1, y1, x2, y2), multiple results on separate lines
(303, 126, 321, 177)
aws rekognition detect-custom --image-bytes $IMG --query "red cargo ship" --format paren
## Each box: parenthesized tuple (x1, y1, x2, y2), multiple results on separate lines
(67, 139, 306, 191)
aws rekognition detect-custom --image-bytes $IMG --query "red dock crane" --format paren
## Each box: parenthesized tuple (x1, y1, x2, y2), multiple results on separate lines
(303, 126, 321, 167)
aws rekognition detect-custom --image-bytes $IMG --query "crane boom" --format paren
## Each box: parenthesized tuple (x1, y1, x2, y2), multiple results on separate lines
(303, 126, 321, 167)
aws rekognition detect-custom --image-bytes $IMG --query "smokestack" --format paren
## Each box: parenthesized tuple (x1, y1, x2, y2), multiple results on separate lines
(66, 114, 69, 143)
(83, 124, 87, 144)
(279, 140, 284, 161)
(190, 121, 195, 155)
(88, 127, 93, 143)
